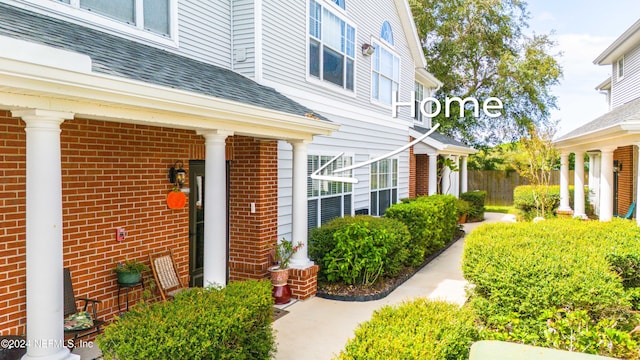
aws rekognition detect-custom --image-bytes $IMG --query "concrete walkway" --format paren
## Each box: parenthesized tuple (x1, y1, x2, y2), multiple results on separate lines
(273, 212, 514, 360)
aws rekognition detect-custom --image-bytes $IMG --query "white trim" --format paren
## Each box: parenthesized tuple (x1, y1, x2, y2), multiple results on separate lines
(5, 0, 179, 48)
(617, 55, 625, 81)
(254, 0, 264, 83)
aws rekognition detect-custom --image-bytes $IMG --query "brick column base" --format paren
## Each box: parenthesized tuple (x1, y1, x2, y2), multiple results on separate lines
(289, 265, 319, 300)
(557, 209, 574, 218)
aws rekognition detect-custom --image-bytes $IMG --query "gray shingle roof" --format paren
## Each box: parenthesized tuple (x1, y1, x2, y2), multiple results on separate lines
(557, 97, 640, 141)
(0, 3, 326, 121)
(412, 125, 471, 148)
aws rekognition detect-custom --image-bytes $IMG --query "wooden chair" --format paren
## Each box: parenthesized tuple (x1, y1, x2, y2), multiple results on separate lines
(615, 202, 636, 219)
(63, 268, 104, 347)
(149, 250, 186, 301)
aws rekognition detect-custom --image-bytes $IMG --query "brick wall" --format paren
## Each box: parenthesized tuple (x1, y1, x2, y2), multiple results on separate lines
(0, 114, 205, 335)
(416, 154, 430, 196)
(614, 146, 634, 216)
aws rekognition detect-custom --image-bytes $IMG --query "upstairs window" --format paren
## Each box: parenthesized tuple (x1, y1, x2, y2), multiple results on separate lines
(414, 82, 424, 123)
(332, 0, 345, 9)
(371, 42, 400, 105)
(617, 56, 625, 81)
(54, 0, 171, 36)
(309, 0, 356, 91)
(380, 21, 394, 45)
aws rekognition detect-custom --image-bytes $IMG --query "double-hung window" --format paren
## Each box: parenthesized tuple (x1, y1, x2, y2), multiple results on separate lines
(414, 82, 425, 123)
(308, 155, 354, 230)
(309, 0, 356, 91)
(617, 56, 625, 81)
(55, 0, 171, 36)
(370, 158, 398, 216)
(371, 22, 400, 105)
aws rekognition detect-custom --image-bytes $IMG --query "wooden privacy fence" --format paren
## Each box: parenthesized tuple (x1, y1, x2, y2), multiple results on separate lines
(467, 170, 577, 206)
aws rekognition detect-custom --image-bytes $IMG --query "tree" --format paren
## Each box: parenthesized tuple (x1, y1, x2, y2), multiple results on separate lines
(410, 0, 562, 146)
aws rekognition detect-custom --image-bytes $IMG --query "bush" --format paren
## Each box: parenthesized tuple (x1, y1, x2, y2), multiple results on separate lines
(455, 198, 472, 219)
(460, 191, 486, 222)
(385, 195, 458, 266)
(607, 252, 640, 289)
(309, 216, 411, 284)
(337, 299, 478, 360)
(463, 219, 640, 358)
(96, 280, 275, 359)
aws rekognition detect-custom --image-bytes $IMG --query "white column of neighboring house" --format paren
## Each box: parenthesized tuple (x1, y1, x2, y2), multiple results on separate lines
(12, 110, 79, 360)
(441, 155, 452, 195)
(289, 140, 313, 268)
(559, 152, 572, 212)
(636, 145, 640, 225)
(452, 155, 460, 197)
(588, 151, 601, 216)
(428, 153, 438, 195)
(599, 147, 616, 222)
(460, 155, 468, 194)
(574, 151, 586, 218)
(202, 130, 233, 286)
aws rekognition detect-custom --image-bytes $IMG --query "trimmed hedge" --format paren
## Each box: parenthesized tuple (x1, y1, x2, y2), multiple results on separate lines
(309, 216, 411, 284)
(385, 195, 458, 266)
(96, 280, 275, 359)
(463, 219, 640, 358)
(460, 191, 486, 222)
(337, 299, 477, 360)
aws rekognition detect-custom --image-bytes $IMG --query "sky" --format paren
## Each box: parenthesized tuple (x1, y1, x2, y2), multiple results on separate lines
(525, 0, 640, 137)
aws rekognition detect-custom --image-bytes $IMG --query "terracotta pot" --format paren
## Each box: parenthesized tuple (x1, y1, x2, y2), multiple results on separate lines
(457, 213, 467, 224)
(269, 267, 289, 286)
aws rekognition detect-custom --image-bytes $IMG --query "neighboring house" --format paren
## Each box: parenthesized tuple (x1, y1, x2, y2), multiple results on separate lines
(555, 18, 640, 224)
(0, 1, 473, 358)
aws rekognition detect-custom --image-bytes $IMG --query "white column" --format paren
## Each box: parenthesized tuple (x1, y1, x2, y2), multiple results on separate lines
(589, 152, 601, 215)
(559, 152, 572, 212)
(202, 130, 232, 287)
(442, 155, 452, 195)
(600, 147, 616, 222)
(460, 155, 468, 194)
(574, 151, 586, 218)
(428, 154, 438, 195)
(12, 110, 78, 360)
(289, 140, 313, 269)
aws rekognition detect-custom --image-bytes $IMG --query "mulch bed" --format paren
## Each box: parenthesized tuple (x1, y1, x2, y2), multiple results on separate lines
(316, 229, 465, 302)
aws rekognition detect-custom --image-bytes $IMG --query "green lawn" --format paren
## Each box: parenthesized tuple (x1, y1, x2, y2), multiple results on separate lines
(484, 205, 514, 214)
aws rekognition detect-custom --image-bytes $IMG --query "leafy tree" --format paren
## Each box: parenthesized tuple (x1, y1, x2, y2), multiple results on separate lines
(410, 0, 562, 146)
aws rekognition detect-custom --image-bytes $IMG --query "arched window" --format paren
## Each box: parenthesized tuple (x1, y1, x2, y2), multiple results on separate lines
(332, 0, 345, 10)
(381, 21, 394, 45)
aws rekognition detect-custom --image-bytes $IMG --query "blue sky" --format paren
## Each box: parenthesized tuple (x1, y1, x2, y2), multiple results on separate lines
(525, 0, 640, 136)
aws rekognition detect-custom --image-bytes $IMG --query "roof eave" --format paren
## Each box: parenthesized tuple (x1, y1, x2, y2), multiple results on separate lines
(594, 18, 640, 65)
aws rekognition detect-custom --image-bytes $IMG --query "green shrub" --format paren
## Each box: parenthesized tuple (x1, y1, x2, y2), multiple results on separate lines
(337, 299, 478, 360)
(455, 198, 472, 218)
(607, 252, 640, 289)
(96, 280, 275, 359)
(463, 219, 640, 358)
(310, 216, 410, 284)
(460, 191, 486, 222)
(385, 195, 458, 266)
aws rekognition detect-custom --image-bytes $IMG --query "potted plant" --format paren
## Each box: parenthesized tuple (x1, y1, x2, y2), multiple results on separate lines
(455, 198, 471, 224)
(268, 238, 303, 286)
(114, 260, 149, 285)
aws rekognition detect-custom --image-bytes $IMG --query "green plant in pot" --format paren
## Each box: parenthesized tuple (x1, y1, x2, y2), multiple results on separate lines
(114, 260, 149, 285)
(455, 198, 471, 224)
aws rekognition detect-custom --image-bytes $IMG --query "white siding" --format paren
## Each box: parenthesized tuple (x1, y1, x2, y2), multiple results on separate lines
(232, 0, 255, 77)
(177, 0, 232, 68)
(611, 43, 640, 108)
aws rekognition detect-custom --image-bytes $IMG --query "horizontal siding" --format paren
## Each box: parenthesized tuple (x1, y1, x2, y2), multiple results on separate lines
(177, 0, 231, 69)
(232, 0, 255, 77)
(612, 43, 640, 108)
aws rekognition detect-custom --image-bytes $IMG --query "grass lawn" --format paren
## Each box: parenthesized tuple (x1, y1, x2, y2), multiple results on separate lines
(484, 205, 514, 214)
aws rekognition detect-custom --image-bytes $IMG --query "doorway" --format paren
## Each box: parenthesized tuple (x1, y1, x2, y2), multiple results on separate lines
(188, 160, 230, 287)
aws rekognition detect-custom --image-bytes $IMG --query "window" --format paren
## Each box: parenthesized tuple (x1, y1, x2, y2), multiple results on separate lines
(308, 155, 353, 230)
(309, 0, 356, 91)
(618, 56, 625, 80)
(380, 21, 394, 45)
(414, 82, 424, 123)
(54, 0, 171, 36)
(371, 42, 400, 105)
(370, 158, 398, 216)
(332, 0, 345, 9)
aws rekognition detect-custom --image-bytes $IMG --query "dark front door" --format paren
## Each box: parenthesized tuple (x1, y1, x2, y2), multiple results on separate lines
(188, 160, 230, 287)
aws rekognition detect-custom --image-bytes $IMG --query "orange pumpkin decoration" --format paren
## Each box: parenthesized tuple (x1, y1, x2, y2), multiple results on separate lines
(167, 190, 187, 209)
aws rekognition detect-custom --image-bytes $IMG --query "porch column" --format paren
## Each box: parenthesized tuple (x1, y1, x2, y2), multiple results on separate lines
(559, 152, 572, 212)
(289, 140, 313, 268)
(574, 151, 586, 218)
(202, 130, 233, 287)
(460, 155, 468, 194)
(442, 155, 452, 195)
(428, 153, 438, 195)
(12, 110, 78, 360)
(452, 155, 460, 197)
(588, 152, 601, 216)
(599, 147, 616, 222)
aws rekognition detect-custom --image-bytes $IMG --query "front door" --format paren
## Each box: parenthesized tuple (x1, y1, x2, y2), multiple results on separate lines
(188, 160, 230, 287)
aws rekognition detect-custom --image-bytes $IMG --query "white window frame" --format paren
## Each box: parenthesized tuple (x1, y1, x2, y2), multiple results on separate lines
(617, 56, 625, 81)
(370, 38, 401, 108)
(306, 0, 357, 96)
(370, 157, 399, 216)
(20, 0, 178, 47)
(414, 82, 434, 128)
(307, 153, 355, 230)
